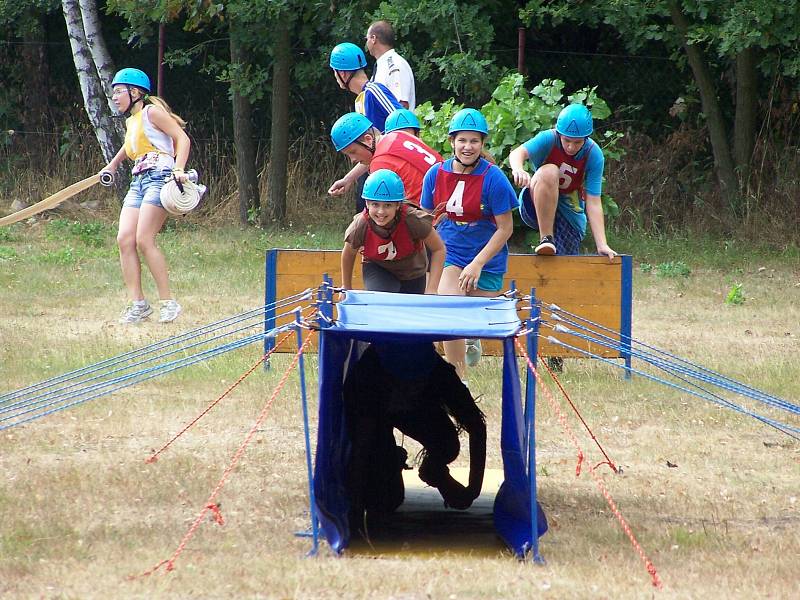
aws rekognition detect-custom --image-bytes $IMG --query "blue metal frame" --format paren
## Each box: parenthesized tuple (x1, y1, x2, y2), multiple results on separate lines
(263, 249, 279, 367)
(525, 288, 545, 564)
(620, 255, 633, 379)
(295, 309, 320, 555)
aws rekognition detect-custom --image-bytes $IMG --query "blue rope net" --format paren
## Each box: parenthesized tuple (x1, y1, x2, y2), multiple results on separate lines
(0, 290, 314, 431)
(534, 300, 800, 441)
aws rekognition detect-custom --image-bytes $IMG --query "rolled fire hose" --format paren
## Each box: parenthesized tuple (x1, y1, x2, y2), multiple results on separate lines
(159, 169, 207, 216)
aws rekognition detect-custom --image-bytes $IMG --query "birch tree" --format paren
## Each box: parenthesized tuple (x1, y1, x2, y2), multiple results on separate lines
(62, 0, 122, 163)
(78, 0, 121, 120)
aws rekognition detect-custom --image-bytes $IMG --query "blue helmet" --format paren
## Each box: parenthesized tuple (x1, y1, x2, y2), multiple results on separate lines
(448, 108, 489, 135)
(362, 169, 405, 202)
(330, 112, 373, 151)
(111, 68, 151, 92)
(384, 109, 420, 134)
(329, 43, 368, 71)
(556, 104, 593, 137)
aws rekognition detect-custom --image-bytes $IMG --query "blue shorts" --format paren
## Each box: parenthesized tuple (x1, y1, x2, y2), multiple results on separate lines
(518, 188, 583, 255)
(122, 168, 172, 210)
(444, 261, 504, 292)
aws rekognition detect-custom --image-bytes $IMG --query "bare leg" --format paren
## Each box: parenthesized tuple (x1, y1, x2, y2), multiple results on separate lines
(531, 163, 560, 238)
(117, 207, 144, 301)
(437, 265, 467, 380)
(135, 204, 171, 300)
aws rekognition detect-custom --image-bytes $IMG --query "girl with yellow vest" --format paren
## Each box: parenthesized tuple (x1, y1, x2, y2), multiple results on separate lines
(100, 68, 190, 324)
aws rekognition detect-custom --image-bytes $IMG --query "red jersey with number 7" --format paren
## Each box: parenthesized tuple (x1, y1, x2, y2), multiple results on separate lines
(360, 205, 420, 262)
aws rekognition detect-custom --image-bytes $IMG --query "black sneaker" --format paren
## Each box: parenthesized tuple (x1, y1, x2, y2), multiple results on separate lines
(535, 235, 557, 255)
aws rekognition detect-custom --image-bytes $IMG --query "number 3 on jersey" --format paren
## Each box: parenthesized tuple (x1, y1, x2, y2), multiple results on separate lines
(402, 140, 437, 166)
(378, 240, 398, 260)
(445, 180, 465, 217)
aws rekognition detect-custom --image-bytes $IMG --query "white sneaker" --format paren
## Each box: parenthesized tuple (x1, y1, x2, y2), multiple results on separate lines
(159, 299, 182, 323)
(465, 338, 482, 367)
(119, 301, 153, 324)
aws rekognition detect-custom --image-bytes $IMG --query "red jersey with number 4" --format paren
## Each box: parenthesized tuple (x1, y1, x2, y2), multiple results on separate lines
(432, 164, 487, 223)
(372, 132, 442, 205)
(360, 205, 420, 262)
(543, 134, 592, 196)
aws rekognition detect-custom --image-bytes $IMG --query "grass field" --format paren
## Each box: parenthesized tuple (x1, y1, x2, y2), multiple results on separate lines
(1, 220, 798, 599)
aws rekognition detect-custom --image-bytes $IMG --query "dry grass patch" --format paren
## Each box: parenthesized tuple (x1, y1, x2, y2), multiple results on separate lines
(1, 227, 799, 599)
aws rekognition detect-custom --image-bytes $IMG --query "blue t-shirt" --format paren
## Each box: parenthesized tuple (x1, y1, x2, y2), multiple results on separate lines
(420, 158, 518, 275)
(355, 81, 403, 133)
(522, 130, 604, 234)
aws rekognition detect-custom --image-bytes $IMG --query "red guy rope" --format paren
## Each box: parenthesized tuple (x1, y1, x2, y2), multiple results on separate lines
(131, 331, 317, 579)
(146, 331, 295, 463)
(515, 337, 663, 589)
(538, 352, 618, 473)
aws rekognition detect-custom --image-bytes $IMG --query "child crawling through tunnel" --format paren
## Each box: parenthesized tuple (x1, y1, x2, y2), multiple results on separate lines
(343, 339, 487, 534)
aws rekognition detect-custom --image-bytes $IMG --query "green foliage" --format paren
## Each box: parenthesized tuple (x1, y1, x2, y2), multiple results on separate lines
(45, 219, 112, 247)
(417, 74, 620, 169)
(639, 262, 653, 273)
(655, 261, 691, 278)
(725, 282, 745, 305)
(371, 0, 500, 101)
(38, 246, 79, 266)
(416, 73, 624, 220)
(0, 246, 16, 261)
(0, 225, 18, 242)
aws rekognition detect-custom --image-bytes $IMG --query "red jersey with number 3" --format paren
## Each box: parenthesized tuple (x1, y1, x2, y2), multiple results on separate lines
(361, 205, 420, 262)
(432, 163, 487, 223)
(544, 132, 592, 196)
(372, 132, 442, 205)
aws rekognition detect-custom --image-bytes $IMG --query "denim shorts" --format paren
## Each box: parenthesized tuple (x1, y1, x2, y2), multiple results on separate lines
(122, 168, 172, 209)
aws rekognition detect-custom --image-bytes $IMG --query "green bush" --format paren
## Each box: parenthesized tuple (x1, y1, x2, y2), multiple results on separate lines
(655, 261, 691, 278)
(415, 73, 623, 219)
(725, 283, 745, 305)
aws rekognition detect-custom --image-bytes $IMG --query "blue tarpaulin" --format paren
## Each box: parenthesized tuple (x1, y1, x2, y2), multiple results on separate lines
(312, 290, 547, 556)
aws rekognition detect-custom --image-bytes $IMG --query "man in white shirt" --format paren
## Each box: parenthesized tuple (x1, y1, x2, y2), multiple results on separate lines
(365, 20, 416, 110)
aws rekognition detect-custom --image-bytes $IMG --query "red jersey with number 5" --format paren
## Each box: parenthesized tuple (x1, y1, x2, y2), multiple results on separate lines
(360, 205, 420, 262)
(371, 132, 443, 205)
(431, 163, 488, 223)
(543, 134, 593, 196)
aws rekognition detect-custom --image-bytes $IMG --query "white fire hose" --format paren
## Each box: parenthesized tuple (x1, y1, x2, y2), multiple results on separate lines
(159, 169, 207, 216)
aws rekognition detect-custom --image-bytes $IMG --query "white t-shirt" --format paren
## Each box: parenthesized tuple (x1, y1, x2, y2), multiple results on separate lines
(372, 49, 416, 110)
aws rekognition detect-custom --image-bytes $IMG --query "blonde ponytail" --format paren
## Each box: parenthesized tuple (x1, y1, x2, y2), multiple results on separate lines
(145, 95, 187, 129)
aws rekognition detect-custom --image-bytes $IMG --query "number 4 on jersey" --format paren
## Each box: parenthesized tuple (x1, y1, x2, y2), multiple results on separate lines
(445, 181, 465, 217)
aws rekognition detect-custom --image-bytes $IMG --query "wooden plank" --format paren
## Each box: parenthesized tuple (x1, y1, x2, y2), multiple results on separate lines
(266, 249, 628, 358)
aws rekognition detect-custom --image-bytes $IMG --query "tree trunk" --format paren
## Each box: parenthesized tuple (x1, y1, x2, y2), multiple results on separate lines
(62, 0, 120, 164)
(79, 1, 116, 103)
(733, 46, 759, 183)
(668, 0, 739, 202)
(229, 23, 260, 226)
(265, 23, 291, 227)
